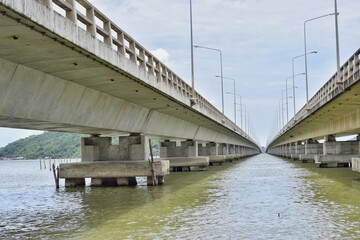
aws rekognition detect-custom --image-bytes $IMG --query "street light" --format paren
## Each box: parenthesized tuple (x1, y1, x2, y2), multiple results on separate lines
(334, 0, 341, 77)
(292, 51, 317, 113)
(194, 45, 224, 122)
(304, 13, 335, 102)
(217, 76, 236, 124)
(226, 91, 242, 127)
(281, 89, 293, 124)
(286, 72, 305, 118)
(189, 0, 196, 105)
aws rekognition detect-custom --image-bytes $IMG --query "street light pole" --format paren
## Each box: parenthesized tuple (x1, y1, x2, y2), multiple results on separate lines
(292, 51, 317, 114)
(218, 76, 236, 124)
(304, 13, 335, 102)
(226, 91, 242, 127)
(189, 0, 195, 104)
(194, 45, 224, 122)
(334, 0, 341, 74)
(286, 72, 305, 117)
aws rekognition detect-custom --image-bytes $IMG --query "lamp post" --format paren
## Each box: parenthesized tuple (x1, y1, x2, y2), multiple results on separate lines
(334, 0, 341, 76)
(304, 13, 335, 102)
(194, 45, 224, 121)
(292, 51, 317, 114)
(286, 72, 305, 117)
(226, 92, 242, 127)
(218, 76, 236, 124)
(189, 0, 195, 104)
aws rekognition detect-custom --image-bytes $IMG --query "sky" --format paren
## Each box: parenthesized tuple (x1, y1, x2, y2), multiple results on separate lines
(0, 0, 359, 147)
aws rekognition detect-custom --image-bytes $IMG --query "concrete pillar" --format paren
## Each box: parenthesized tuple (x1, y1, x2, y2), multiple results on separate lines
(81, 135, 149, 161)
(160, 140, 198, 157)
(305, 143, 323, 154)
(218, 143, 227, 155)
(198, 142, 218, 156)
(290, 143, 295, 156)
(79, 134, 149, 186)
(315, 135, 359, 168)
(65, 178, 85, 187)
(292, 141, 304, 160)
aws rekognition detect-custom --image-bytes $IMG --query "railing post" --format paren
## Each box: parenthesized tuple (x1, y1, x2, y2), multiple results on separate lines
(129, 40, 136, 63)
(117, 31, 125, 55)
(39, 0, 52, 8)
(86, 6, 96, 37)
(147, 54, 154, 75)
(65, 0, 77, 22)
(104, 21, 112, 46)
(138, 48, 145, 69)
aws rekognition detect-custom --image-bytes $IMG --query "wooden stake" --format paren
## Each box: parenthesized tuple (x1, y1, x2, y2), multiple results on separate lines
(148, 139, 158, 186)
(52, 163, 60, 189)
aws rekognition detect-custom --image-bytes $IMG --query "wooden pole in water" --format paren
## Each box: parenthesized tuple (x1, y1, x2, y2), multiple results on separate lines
(52, 163, 60, 189)
(148, 139, 158, 186)
(39, 159, 42, 170)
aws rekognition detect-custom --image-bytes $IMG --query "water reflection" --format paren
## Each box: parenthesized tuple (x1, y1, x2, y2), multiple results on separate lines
(1, 155, 360, 239)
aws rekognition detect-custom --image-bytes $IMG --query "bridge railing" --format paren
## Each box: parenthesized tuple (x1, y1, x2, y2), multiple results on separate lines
(34, 0, 254, 143)
(269, 48, 360, 146)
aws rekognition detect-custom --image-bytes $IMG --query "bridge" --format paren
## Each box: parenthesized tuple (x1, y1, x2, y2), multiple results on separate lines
(267, 48, 360, 172)
(0, 0, 260, 186)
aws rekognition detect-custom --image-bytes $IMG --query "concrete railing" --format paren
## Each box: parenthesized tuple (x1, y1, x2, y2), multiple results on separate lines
(32, 0, 255, 143)
(269, 48, 360, 145)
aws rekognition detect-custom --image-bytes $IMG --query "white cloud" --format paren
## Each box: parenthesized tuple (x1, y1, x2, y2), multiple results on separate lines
(2, 0, 359, 147)
(150, 48, 170, 65)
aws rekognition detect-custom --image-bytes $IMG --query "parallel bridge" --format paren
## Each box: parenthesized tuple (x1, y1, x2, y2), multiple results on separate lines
(0, 0, 260, 186)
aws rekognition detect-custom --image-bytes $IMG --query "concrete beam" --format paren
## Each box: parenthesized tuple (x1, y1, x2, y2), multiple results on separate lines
(59, 160, 170, 178)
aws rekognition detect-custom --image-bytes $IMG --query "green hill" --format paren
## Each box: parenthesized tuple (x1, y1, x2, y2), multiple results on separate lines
(0, 132, 81, 159)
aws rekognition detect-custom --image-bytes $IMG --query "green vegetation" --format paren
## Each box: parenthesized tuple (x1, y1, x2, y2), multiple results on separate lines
(0, 132, 81, 159)
(0, 132, 161, 159)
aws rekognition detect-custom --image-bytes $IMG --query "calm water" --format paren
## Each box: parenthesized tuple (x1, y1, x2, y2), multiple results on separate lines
(1, 154, 360, 239)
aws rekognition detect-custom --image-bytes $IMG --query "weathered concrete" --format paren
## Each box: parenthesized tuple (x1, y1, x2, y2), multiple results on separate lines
(299, 154, 317, 163)
(59, 160, 170, 186)
(82, 135, 150, 162)
(314, 155, 359, 168)
(290, 154, 299, 160)
(0, 0, 260, 153)
(158, 157, 209, 172)
(160, 140, 198, 158)
(208, 155, 226, 165)
(351, 158, 360, 172)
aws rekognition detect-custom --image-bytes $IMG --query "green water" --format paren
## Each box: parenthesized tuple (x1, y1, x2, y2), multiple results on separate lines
(1, 154, 360, 239)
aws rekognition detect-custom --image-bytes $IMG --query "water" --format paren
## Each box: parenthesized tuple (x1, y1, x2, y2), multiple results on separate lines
(1, 154, 360, 239)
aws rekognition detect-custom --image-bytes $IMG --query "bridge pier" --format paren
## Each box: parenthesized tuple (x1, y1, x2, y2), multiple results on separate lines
(60, 135, 170, 187)
(198, 142, 225, 166)
(299, 140, 323, 163)
(315, 136, 359, 168)
(291, 141, 304, 160)
(352, 158, 360, 172)
(159, 140, 209, 172)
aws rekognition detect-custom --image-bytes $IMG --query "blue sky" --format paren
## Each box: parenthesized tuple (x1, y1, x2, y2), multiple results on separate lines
(1, 0, 359, 147)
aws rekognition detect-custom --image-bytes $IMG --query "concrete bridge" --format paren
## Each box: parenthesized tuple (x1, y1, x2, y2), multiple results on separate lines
(267, 49, 360, 173)
(0, 0, 260, 186)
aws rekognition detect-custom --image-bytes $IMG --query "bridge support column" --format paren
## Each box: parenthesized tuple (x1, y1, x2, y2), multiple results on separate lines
(63, 134, 156, 187)
(299, 139, 323, 163)
(315, 135, 359, 167)
(198, 142, 225, 166)
(160, 140, 208, 172)
(292, 141, 304, 160)
(65, 178, 85, 187)
(289, 143, 295, 158)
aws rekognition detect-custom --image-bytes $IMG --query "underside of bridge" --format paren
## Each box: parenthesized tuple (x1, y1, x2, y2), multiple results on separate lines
(0, 1, 259, 150)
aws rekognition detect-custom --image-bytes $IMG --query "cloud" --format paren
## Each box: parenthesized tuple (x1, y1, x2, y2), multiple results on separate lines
(150, 48, 170, 65)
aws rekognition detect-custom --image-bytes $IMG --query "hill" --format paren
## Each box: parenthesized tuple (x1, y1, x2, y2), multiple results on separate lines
(0, 132, 81, 159)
